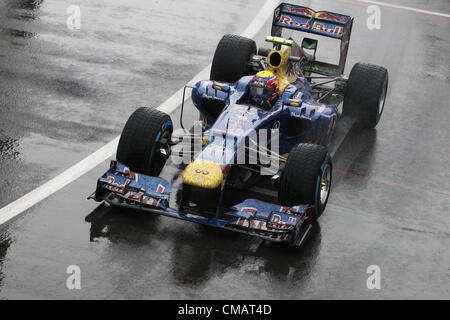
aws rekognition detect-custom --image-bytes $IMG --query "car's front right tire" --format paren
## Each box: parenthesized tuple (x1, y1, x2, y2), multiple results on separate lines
(279, 143, 332, 220)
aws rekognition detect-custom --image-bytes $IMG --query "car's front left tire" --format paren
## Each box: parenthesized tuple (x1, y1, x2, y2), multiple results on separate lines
(116, 107, 173, 176)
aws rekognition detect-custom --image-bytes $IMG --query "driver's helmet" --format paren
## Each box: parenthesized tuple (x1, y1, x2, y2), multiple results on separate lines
(249, 71, 279, 109)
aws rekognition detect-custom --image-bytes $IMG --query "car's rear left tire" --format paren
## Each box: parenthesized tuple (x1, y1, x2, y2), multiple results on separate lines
(116, 107, 173, 176)
(210, 34, 257, 83)
(279, 143, 332, 220)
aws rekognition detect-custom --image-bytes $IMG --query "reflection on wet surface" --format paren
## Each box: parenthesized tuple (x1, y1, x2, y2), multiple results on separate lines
(333, 128, 378, 189)
(0, 0, 45, 208)
(4, 29, 36, 38)
(0, 233, 11, 287)
(0, 0, 42, 164)
(0, 0, 43, 31)
(85, 202, 322, 293)
(0, 131, 20, 159)
(6, 0, 43, 10)
(86, 205, 160, 244)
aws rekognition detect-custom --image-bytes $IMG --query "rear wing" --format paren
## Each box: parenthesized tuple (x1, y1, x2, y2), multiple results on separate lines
(271, 2, 354, 75)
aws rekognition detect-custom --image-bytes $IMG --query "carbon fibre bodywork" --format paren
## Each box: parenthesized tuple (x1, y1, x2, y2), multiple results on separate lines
(191, 75, 338, 158)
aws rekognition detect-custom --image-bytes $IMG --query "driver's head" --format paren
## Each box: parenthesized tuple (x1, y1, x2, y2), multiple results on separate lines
(249, 71, 279, 109)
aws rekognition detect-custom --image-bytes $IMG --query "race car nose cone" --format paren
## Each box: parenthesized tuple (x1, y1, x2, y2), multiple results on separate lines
(182, 159, 223, 189)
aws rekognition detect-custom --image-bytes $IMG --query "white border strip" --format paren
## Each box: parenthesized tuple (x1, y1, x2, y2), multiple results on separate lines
(0, 0, 279, 226)
(357, 0, 450, 18)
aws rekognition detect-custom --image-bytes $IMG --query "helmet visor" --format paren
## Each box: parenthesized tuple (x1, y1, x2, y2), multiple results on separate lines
(250, 83, 268, 98)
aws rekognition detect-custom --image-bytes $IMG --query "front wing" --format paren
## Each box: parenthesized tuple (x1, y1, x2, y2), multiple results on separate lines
(90, 161, 315, 246)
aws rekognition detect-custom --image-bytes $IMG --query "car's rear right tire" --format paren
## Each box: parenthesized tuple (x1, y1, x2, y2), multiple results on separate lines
(116, 107, 172, 176)
(343, 63, 389, 128)
(279, 143, 332, 220)
(210, 34, 257, 83)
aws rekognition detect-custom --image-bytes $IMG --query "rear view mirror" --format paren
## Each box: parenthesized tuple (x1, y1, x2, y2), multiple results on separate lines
(283, 98, 302, 107)
(212, 82, 231, 93)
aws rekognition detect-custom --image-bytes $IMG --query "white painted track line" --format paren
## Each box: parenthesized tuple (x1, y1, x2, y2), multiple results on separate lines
(0, 0, 279, 227)
(356, 0, 450, 19)
(0, 138, 119, 225)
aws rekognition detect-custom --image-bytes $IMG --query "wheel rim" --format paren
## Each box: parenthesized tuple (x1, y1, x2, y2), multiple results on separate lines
(319, 163, 331, 206)
(377, 80, 388, 120)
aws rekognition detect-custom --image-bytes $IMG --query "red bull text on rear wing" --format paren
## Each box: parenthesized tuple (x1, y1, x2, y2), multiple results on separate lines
(272, 3, 353, 40)
(271, 3, 354, 75)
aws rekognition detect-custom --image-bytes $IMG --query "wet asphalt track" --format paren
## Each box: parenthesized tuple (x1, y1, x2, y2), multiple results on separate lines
(0, 0, 449, 299)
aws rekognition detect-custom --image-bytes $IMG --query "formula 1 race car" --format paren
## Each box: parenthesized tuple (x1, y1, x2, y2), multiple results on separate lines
(90, 3, 388, 247)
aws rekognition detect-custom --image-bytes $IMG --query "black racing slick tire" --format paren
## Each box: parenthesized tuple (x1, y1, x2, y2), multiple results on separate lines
(279, 143, 332, 220)
(343, 63, 389, 128)
(210, 34, 257, 83)
(116, 107, 173, 176)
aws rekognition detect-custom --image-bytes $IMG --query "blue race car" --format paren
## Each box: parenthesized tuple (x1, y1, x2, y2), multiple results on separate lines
(90, 3, 388, 247)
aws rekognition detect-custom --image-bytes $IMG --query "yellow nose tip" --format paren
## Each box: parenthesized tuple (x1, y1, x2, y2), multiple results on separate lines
(182, 159, 223, 189)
